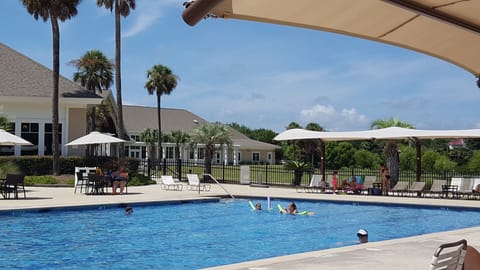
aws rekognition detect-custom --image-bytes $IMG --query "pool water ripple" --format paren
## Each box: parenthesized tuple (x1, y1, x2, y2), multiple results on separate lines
(0, 199, 479, 269)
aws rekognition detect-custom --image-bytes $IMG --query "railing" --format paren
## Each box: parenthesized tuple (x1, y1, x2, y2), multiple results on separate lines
(136, 159, 480, 189)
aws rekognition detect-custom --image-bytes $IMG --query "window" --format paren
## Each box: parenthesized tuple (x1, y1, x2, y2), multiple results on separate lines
(130, 135, 140, 142)
(198, 148, 205, 160)
(166, 147, 174, 159)
(21, 123, 39, 155)
(252, 152, 260, 162)
(44, 123, 62, 155)
(189, 148, 195, 159)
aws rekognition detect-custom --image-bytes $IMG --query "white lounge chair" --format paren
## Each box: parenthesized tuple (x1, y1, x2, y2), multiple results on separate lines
(425, 179, 447, 198)
(389, 181, 409, 196)
(302, 174, 323, 193)
(406, 181, 426, 197)
(186, 174, 211, 191)
(362, 176, 377, 194)
(161, 175, 183, 191)
(429, 239, 467, 270)
(451, 178, 474, 199)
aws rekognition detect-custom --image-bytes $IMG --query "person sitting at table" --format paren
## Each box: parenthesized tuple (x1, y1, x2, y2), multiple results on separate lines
(111, 161, 128, 195)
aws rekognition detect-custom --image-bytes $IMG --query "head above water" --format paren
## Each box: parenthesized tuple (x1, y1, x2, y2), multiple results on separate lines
(357, 229, 368, 243)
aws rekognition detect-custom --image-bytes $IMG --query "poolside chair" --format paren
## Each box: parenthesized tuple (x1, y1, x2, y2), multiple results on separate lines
(362, 176, 377, 195)
(0, 174, 26, 199)
(389, 181, 409, 196)
(425, 179, 447, 198)
(302, 174, 323, 193)
(471, 178, 480, 199)
(451, 178, 474, 199)
(186, 174, 211, 191)
(429, 239, 467, 270)
(406, 181, 425, 197)
(160, 175, 183, 191)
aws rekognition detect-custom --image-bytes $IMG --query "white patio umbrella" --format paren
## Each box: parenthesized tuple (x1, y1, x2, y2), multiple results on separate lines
(66, 131, 127, 157)
(65, 131, 126, 146)
(0, 129, 33, 146)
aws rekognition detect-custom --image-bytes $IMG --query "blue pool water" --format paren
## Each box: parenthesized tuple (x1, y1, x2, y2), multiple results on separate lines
(1, 199, 480, 269)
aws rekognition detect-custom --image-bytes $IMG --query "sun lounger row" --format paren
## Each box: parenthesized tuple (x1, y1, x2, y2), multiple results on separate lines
(297, 175, 480, 199)
(158, 174, 211, 192)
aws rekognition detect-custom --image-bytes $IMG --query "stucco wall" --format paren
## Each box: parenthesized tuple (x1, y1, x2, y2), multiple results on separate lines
(66, 107, 87, 156)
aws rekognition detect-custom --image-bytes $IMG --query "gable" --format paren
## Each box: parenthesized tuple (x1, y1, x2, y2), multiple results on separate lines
(0, 42, 101, 99)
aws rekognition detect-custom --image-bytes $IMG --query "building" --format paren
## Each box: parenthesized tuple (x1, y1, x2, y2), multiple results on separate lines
(123, 105, 278, 165)
(0, 42, 278, 163)
(0, 42, 102, 156)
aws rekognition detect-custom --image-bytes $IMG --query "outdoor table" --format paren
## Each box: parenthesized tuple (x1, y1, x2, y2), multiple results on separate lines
(441, 184, 459, 199)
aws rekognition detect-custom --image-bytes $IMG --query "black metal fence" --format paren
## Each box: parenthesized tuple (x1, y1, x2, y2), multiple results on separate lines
(137, 159, 480, 188)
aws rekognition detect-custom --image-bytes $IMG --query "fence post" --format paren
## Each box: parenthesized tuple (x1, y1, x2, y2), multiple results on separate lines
(147, 158, 151, 178)
(177, 159, 182, 180)
(265, 163, 268, 185)
(162, 158, 167, 175)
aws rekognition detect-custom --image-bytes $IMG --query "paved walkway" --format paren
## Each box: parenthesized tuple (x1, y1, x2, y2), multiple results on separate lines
(2, 183, 479, 269)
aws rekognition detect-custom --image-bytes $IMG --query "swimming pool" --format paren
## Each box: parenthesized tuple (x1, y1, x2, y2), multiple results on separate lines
(0, 198, 479, 269)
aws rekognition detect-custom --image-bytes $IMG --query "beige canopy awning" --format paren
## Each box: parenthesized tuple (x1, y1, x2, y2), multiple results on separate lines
(183, 0, 480, 79)
(274, 127, 480, 181)
(273, 127, 480, 141)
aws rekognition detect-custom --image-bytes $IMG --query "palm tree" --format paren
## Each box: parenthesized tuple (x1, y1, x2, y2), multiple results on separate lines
(170, 130, 190, 160)
(0, 116, 10, 130)
(371, 117, 415, 187)
(21, 0, 80, 175)
(70, 50, 113, 155)
(190, 123, 232, 174)
(145, 64, 179, 160)
(140, 128, 158, 160)
(97, 0, 136, 157)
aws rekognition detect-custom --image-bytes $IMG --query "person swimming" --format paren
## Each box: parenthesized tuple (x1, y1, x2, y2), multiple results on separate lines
(125, 206, 133, 215)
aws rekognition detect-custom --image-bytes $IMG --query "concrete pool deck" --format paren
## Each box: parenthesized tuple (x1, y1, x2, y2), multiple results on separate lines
(1, 183, 479, 269)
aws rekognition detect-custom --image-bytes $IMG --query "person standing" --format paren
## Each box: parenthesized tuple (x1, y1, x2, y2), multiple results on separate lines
(380, 163, 390, 196)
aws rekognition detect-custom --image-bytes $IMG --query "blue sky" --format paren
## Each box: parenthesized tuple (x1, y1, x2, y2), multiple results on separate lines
(1, 0, 479, 133)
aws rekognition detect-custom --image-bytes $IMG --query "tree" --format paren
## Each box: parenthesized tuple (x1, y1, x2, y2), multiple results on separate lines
(145, 64, 179, 160)
(370, 117, 414, 187)
(140, 128, 158, 160)
(70, 49, 113, 155)
(325, 142, 355, 170)
(354, 149, 382, 169)
(0, 116, 10, 130)
(170, 130, 190, 159)
(97, 0, 136, 157)
(286, 122, 302, 130)
(190, 123, 232, 174)
(22, 0, 80, 175)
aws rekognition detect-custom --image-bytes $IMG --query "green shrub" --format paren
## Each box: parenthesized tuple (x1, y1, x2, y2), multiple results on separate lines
(0, 161, 20, 178)
(128, 174, 156, 186)
(24, 175, 59, 186)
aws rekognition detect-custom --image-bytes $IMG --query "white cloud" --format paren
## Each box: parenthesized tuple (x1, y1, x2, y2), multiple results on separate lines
(300, 104, 368, 130)
(123, 0, 179, 38)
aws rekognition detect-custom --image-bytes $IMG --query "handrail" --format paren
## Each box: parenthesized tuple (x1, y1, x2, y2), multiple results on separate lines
(204, 173, 235, 199)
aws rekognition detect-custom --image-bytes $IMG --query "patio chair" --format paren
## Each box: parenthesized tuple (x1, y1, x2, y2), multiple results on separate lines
(451, 178, 474, 199)
(186, 174, 211, 191)
(425, 179, 447, 198)
(87, 173, 107, 195)
(302, 174, 323, 193)
(471, 178, 480, 199)
(160, 175, 183, 191)
(429, 239, 467, 270)
(0, 174, 26, 199)
(406, 181, 426, 197)
(362, 176, 376, 195)
(389, 181, 409, 196)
